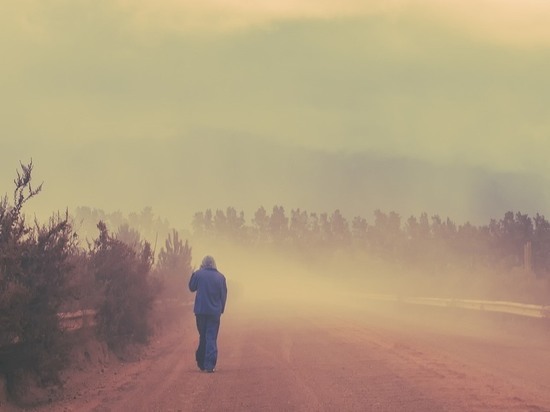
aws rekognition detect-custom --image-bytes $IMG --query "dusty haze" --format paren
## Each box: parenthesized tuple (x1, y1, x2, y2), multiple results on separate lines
(2, 1, 550, 293)
(189, 237, 530, 311)
(2, 136, 550, 230)
(2, 0, 550, 230)
(3, 4, 550, 409)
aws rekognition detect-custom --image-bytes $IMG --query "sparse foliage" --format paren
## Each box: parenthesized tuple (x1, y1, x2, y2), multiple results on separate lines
(156, 229, 192, 299)
(90, 221, 156, 353)
(0, 162, 74, 396)
(157, 229, 192, 277)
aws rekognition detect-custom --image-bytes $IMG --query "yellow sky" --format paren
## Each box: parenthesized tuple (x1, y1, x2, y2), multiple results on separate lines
(2, 0, 550, 225)
(102, 0, 550, 44)
(5, 0, 550, 43)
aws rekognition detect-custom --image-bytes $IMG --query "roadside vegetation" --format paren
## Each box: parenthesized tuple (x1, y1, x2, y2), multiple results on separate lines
(0, 163, 192, 405)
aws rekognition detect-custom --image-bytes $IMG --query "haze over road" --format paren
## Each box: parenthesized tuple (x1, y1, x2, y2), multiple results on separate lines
(24, 295, 550, 412)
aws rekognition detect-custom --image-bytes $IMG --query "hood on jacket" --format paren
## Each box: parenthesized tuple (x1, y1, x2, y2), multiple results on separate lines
(201, 255, 217, 270)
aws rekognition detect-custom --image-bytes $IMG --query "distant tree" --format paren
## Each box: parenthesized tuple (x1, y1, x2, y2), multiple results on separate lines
(213, 209, 227, 236)
(72, 206, 108, 239)
(404, 215, 423, 263)
(116, 223, 141, 249)
(157, 229, 192, 278)
(129, 207, 154, 240)
(270, 206, 288, 243)
(455, 222, 483, 269)
(308, 212, 320, 241)
(192, 211, 206, 236)
(192, 208, 223, 239)
(74, 206, 170, 246)
(494, 211, 533, 268)
(428, 215, 458, 269)
(204, 209, 213, 234)
(289, 208, 309, 245)
(127, 207, 170, 245)
(252, 206, 270, 242)
(330, 209, 350, 246)
(368, 210, 404, 259)
(351, 215, 368, 248)
(418, 212, 431, 240)
(156, 229, 192, 299)
(318, 212, 331, 244)
(532, 214, 550, 276)
(225, 207, 246, 240)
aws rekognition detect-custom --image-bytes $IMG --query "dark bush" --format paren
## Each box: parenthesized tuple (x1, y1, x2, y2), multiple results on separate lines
(0, 162, 75, 397)
(90, 221, 157, 353)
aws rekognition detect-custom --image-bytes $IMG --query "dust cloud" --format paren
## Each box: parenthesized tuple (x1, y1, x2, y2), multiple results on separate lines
(186, 238, 550, 348)
(191, 239, 485, 313)
(4, 137, 550, 229)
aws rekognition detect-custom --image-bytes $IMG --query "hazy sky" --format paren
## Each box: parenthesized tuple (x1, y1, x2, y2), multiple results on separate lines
(2, 0, 550, 227)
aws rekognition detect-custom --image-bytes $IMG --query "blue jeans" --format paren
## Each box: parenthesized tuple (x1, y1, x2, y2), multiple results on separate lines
(195, 314, 221, 371)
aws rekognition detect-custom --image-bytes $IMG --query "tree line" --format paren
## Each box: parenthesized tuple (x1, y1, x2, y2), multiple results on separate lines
(192, 206, 550, 277)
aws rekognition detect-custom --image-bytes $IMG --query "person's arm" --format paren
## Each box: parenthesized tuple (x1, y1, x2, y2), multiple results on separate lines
(220, 277, 228, 314)
(189, 272, 198, 292)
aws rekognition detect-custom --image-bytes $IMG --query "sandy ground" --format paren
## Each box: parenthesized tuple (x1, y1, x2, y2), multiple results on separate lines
(3, 297, 550, 412)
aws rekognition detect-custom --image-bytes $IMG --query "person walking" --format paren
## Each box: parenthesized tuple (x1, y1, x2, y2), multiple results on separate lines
(189, 255, 228, 373)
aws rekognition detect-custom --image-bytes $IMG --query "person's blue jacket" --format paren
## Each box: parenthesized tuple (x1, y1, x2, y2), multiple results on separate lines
(189, 268, 227, 315)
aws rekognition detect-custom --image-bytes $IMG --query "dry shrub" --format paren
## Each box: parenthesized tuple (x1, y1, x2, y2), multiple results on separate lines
(90, 221, 157, 355)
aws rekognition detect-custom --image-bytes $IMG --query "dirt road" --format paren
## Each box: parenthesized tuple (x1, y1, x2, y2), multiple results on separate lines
(14, 298, 550, 412)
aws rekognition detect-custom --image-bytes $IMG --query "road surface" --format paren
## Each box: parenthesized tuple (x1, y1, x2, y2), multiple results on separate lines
(13, 297, 550, 412)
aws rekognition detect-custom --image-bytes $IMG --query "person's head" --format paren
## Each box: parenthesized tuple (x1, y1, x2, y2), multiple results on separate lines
(201, 255, 217, 270)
